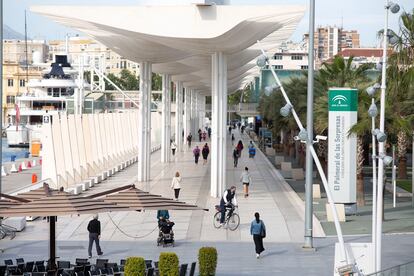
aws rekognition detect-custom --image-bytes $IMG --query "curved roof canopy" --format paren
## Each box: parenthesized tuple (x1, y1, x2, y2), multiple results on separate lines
(31, 4, 305, 93)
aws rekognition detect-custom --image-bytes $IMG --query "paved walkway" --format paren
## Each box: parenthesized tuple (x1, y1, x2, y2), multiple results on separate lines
(3, 129, 315, 243)
(1, 130, 414, 275)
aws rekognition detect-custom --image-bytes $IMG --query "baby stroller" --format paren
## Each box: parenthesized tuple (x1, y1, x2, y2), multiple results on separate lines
(249, 147, 256, 158)
(157, 220, 175, 247)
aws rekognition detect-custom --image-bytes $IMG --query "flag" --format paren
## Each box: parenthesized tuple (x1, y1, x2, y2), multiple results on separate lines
(15, 104, 20, 131)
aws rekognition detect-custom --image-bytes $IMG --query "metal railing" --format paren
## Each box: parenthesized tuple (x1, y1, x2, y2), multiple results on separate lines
(367, 261, 414, 276)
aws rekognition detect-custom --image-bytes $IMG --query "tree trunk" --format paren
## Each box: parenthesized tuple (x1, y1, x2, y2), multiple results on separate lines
(398, 156, 408, 179)
(357, 173, 365, 206)
(397, 131, 409, 179)
(356, 137, 365, 206)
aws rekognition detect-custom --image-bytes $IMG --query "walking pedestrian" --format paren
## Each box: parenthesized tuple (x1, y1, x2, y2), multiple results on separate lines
(231, 134, 235, 145)
(187, 133, 192, 148)
(198, 129, 202, 142)
(202, 143, 210, 165)
(236, 140, 244, 157)
(228, 126, 232, 135)
(233, 146, 240, 168)
(202, 131, 207, 141)
(250, 212, 266, 259)
(171, 141, 177, 156)
(208, 127, 212, 138)
(193, 145, 201, 164)
(240, 167, 252, 197)
(248, 141, 256, 158)
(87, 214, 103, 258)
(171, 171, 182, 200)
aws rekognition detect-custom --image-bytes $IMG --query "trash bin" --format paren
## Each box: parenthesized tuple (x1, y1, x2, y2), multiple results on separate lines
(24, 152, 30, 158)
(10, 155, 17, 162)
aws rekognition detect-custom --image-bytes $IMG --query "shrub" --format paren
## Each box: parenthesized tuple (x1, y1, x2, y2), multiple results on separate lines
(198, 247, 217, 276)
(124, 257, 146, 276)
(159, 252, 179, 276)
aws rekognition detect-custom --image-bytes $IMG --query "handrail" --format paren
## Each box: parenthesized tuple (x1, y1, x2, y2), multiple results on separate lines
(366, 260, 414, 275)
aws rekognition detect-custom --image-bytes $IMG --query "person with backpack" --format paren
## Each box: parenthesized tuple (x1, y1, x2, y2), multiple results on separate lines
(250, 212, 266, 259)
(202, 143, 210, 165)
(233, 146, 240, 168)
(193, 145, 201, 164)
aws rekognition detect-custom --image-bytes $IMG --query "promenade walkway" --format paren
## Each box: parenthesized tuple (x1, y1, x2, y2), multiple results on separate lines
(2, 130, 414, 275)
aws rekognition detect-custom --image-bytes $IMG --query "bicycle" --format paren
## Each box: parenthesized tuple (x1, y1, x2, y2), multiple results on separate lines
(213, 205, 240, 231)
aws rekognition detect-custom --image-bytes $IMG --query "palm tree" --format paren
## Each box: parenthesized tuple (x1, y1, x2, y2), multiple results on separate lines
(384, 9, 414, 179)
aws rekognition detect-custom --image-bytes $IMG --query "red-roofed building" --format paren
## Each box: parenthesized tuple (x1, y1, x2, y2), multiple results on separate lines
(338, 48, 393, 67)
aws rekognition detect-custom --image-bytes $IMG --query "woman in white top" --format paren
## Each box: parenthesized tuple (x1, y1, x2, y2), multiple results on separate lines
(171, 171, 182, 200)
(240, 167, 252, 198)
(171, 141, 177, 156)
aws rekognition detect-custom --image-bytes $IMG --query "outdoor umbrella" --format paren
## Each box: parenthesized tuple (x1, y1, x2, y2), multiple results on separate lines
(0, 184, 126, 270)
(89, 184, 208, 211)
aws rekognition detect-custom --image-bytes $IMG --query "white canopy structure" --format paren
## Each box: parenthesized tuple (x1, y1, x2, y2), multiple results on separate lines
(31, 2, 305, 197)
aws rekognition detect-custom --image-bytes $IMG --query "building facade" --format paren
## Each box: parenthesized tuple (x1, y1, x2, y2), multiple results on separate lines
(3, 39, 49, 64)
(48, 36, 138, 76)
(268, 41, 309, 70)
(304, 26, 360, 65)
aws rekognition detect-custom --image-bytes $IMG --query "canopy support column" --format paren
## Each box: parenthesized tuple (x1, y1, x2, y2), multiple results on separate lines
(211, 52, 227, 198)
(138, 61, 152, 181)
(161, 74, 171, 163)
(175, 81, 184, 152)
(184, 88, 191, 146)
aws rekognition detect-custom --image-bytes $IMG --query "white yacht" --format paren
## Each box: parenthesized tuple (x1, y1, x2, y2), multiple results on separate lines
(6, 55, 79, 148)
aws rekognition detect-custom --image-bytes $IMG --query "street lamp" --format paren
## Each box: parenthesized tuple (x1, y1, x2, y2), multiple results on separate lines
(256, 54, 268, 68)
(280, 103, 292, 117)
(375, 0, 400, 271)
(264, 83, 280, 96)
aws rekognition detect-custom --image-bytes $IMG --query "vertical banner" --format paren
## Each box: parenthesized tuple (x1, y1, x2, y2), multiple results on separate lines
(328, 88, 358, 203)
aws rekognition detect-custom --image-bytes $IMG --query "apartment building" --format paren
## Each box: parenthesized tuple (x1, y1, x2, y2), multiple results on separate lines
(48, 36, 138, 76)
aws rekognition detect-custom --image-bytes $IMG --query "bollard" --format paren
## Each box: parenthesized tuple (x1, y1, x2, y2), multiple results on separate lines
(10, 163, 18, 173)
(1, 166, 7, 176)
(18, 164, 22, 172)
(21, 162, 27, 171)
(39, 159, 42, 165)
(10, 155, 17, 162)
(31, 173, 38, 184)
(27, 161, 32, 168)
(32, 159, 37, 167)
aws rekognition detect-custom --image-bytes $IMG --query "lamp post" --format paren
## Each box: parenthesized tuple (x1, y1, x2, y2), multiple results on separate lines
(376, 0, 400, 271)
(256, 46, 349, 266)
(304, 0, 316, 249)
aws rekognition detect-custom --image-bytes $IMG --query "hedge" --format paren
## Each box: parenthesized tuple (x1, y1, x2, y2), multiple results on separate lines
(198, 247, 217, 276)
(159, 252, 179, 276)
(124, 257, 146, 276)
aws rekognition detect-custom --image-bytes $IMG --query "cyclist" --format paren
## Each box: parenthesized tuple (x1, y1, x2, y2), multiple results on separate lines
(219, 186, 238, 225)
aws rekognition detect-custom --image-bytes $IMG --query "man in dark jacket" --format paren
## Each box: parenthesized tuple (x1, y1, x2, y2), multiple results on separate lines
(87, 214, 103, 258)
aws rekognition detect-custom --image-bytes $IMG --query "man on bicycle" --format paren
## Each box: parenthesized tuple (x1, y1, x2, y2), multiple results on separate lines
(220, 186, 238, 225)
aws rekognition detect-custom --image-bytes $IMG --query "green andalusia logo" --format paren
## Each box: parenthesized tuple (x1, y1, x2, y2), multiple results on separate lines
(331, 95, 349, 108)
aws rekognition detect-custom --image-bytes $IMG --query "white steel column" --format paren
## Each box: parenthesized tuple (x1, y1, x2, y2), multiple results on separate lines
(138, 62, 152, 182)
(175, 81, 183, 152)
(184, 88, 191, 144)
(191, 90, 196, 135)
(161, 74, 171, 163)
(199, 95, 205, 130)
(211, 52, 227, 198)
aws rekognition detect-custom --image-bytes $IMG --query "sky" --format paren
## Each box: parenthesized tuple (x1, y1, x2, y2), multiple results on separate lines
(4, 0, 414, 47)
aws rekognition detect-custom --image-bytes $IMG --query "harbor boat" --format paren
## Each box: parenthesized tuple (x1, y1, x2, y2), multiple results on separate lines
(5, 55, 79, 151)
